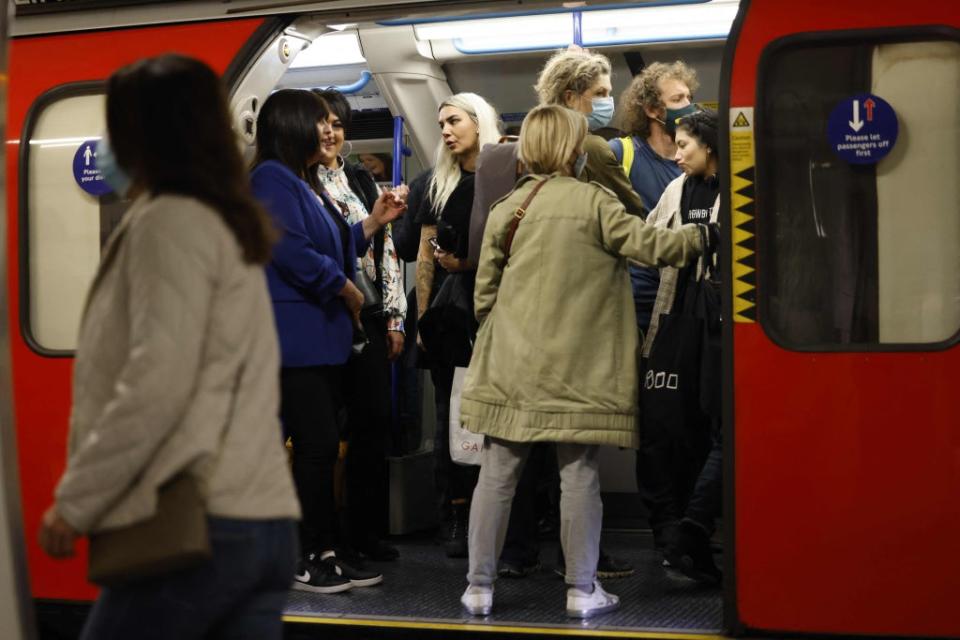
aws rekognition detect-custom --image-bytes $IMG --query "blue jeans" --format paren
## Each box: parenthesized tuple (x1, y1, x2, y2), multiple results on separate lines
(80, 517, 297, 640)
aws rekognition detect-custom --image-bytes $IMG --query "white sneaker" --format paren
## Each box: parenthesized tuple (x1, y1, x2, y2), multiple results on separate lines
(460, 584, 493, 616)
(566, 580, 619, 618)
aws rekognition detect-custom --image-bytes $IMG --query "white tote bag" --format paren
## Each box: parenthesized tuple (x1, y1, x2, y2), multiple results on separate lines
(449, 367, 484, 466)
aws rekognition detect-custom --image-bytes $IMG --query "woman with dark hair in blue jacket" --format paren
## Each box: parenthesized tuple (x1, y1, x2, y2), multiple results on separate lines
(250, 89, 405, 594)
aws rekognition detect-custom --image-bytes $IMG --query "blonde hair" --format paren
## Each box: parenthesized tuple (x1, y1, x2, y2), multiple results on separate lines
(534, 49, 612, 107)
(429, 92, 500, 216)
(519, 105, 587, 175)
(619, 60, 699, 139)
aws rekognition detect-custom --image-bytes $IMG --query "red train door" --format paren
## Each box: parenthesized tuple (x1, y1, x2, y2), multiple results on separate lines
(7, 15, 282, 602)
(724, 0, 960, 636)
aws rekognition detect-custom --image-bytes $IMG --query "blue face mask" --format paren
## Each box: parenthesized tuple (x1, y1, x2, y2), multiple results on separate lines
(96, 135, 132, 197)
(586, 96, 615, 131)
(573, 152, 588, 178)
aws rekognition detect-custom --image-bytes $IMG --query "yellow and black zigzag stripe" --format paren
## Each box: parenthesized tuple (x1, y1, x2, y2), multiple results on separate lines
(731, 165, 756, 322)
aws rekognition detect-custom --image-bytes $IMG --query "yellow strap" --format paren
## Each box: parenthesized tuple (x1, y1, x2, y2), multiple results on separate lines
(619, 136, 634, 177)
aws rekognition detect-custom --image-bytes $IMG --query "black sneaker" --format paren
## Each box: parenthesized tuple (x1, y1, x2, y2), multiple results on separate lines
(323, 555, 383, 587)
(664, 521, 722, 585)
(498, 559, 542, 578)
(292, 556, 352, 594)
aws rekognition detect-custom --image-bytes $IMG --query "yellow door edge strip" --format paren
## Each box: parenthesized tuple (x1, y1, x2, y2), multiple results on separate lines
(729, 106, 756, 323)
(282, 615, 726, 640)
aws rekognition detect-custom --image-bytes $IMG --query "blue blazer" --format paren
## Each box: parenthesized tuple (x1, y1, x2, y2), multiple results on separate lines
(251, 160, 368, 367)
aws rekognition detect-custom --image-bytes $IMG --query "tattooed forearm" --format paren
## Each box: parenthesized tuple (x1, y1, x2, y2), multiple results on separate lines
(416, 225, 437, 320)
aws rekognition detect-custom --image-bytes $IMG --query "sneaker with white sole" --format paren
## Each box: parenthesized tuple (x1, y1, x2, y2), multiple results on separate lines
(291, 556, 352, 594)
(566, 580, 619, 618)
(323, 555, 383, 587)
(460, 584, 493, 616)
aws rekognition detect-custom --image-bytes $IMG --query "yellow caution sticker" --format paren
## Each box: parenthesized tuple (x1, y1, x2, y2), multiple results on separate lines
(729, 107, 756, 323)
(700, 101, 719, 111)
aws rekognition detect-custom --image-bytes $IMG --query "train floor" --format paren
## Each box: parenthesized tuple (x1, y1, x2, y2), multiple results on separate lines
(283, 530, 723, 638)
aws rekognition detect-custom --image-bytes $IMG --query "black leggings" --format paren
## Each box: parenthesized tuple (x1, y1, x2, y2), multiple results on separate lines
(281, 366, 344, 555)
(343, 315, 392, 546)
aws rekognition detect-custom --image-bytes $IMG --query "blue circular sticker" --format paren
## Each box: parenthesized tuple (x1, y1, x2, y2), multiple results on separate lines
(827, 94, 898, 165)
(72, 139, 112, 196)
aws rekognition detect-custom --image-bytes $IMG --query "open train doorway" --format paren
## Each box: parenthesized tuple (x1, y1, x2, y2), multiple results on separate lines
(224, 5, 733, 636)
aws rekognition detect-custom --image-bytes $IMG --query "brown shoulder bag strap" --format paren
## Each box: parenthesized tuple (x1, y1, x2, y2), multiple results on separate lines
(503, 178, 550, 264)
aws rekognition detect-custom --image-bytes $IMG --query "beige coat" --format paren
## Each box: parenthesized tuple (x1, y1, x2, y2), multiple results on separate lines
(55, 194, 300, 534)
(459, 175, 702, 449)
(582, 133, 647, 217)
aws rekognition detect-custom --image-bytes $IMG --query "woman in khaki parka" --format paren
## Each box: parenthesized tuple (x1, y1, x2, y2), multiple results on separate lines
(459, 105, 711, 619)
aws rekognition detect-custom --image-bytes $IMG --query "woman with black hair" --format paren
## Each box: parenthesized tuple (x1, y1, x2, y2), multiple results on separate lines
(250, 89, 406, 593)
(640, 107, 722, 584)
(37, 54, 299, 639)
(312, 88, 407, 561)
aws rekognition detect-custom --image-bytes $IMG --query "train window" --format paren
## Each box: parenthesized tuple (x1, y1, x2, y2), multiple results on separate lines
(757, 36, 960, 349)
(23, 88, 124, 354)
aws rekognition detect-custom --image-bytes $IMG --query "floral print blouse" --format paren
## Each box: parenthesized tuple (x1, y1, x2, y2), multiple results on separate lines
(318, 161, 406, 333)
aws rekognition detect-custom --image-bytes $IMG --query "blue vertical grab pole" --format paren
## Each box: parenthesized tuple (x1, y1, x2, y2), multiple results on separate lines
(390, 115, 413, 451)
(391, 115, 411, 187)
(572, 10, 583, 47)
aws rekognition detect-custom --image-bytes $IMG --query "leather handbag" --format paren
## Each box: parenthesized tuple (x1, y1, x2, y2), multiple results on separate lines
(355, 268, 383, 315)
(87, 473, 210, 587)
(356, 229, 386, 317)
(86, 365, 245, 587)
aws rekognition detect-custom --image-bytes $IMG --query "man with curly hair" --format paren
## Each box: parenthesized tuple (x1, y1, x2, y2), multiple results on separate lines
(609, 61, 705, 562)
(613, 61, 699, 202)
(610, 60, 699, 335)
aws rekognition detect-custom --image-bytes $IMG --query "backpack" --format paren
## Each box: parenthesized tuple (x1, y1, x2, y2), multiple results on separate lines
(617, 135, 636, 177)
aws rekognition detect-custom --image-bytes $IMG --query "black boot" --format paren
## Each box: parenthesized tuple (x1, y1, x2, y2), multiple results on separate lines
(664, 520, 721, 585)
(445, 502, 468, 558)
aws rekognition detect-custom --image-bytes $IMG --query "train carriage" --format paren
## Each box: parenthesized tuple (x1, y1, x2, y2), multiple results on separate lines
(0, 0, 957, 637)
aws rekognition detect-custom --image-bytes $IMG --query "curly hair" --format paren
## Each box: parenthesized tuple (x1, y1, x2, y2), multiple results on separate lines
(618, 60, 699, 140)
(534, 49, 612, 107)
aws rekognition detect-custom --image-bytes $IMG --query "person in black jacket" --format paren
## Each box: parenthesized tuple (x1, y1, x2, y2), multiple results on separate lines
(314, 89, 409, 563)
(411, 92, 501, 558)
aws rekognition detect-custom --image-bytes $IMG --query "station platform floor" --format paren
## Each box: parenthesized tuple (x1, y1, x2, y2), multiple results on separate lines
(283, 530, 724, 639)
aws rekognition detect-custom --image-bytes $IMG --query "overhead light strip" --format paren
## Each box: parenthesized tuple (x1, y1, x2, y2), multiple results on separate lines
(414, 0, 738, 54)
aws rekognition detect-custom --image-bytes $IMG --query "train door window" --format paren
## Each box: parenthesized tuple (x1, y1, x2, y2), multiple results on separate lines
(756, 36, 960, 349)
(23, 88, 126, 354)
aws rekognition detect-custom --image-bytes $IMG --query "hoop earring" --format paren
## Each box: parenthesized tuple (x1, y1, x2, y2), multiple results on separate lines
(341, 140, 354, 157)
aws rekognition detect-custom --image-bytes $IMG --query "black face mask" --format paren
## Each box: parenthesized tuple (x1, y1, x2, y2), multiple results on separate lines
(658, 103, 701, 137)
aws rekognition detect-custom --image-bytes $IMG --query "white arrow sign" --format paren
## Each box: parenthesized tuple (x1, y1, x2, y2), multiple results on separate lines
(848, 99, 864, 132)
